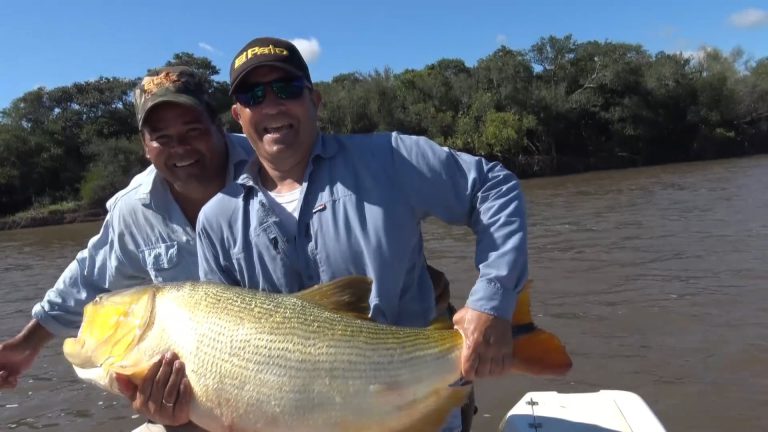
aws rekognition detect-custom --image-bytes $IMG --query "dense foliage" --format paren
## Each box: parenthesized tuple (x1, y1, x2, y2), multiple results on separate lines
(1, 35, 766, 216)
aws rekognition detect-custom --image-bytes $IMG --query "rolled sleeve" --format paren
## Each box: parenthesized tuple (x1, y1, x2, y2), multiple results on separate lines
(31, 214, 145, 337)
(391, 133, 528, 320)
(31, 258, 99, 337)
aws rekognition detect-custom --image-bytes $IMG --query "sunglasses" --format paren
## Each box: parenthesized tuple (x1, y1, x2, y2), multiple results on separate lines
(233, 77, 311, 107)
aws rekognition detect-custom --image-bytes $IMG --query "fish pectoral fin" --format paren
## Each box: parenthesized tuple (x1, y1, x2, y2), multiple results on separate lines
(109, 356, 161, 384)
(294, 275, 372, 319)
(391, 385, 471, 432)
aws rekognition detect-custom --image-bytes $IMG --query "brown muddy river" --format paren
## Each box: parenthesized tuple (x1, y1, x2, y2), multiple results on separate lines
(1, 155, 767, 431)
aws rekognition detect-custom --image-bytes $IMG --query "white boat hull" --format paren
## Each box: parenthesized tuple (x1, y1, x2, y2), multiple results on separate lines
(500, 390, 666, 432)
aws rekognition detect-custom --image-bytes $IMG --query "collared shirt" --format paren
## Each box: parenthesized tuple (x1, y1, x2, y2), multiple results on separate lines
(197, 132, 528, 327)
(32, 134, 253, 337)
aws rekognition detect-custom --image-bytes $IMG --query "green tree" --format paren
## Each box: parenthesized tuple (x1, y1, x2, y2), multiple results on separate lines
(475, 46, 534, 112)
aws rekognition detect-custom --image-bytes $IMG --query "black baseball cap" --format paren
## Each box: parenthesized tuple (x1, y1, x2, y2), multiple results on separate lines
(229, 37, 312, 95)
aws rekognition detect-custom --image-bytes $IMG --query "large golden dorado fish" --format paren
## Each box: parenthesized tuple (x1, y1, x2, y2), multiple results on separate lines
(63, 276, 571, 432)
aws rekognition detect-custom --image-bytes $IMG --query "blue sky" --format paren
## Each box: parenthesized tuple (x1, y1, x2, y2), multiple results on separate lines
(1, 0, 767, 109)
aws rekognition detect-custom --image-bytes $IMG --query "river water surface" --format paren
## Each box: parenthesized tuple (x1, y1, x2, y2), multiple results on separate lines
(1, 155, 767, 431)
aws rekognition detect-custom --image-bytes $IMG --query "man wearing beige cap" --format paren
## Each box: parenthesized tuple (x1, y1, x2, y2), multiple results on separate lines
(0, 66, 253, 430)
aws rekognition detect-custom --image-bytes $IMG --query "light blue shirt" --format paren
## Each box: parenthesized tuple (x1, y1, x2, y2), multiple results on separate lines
(32, 134, 252, 337)
(197, 132, 528, 327)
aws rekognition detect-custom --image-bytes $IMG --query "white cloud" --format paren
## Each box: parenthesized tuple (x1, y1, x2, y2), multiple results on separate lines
(198, 42, 220, 54)
(496, 34, 508, 45)
(728, 8, 768, 28)
(677, 46, 712, 62)
(290, 37, 321, 63)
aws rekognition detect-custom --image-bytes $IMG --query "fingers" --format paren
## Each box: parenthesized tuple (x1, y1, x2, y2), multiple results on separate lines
(501, 350, 517, 375)
(174, 377, 193, 422)
(0, 370, 18, 389)
(486, 351, 504, 377)
(460, 340, 479, 381)
(129, 352, 191, 426)
(454, 308, 476, 380)
(162, 360, 185, 409)
(149, 353, 177, 411)
(134, 354, 163, 409)
(454, 308, 515, 380)
(115, 374, 137, 399)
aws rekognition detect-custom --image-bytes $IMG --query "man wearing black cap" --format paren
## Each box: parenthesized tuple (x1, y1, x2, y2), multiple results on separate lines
(196, 37, 530, 432)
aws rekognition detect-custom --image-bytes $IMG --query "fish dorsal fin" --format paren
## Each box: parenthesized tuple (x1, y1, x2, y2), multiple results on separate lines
(294, 275, 372, 319)
(428, 315, 454, 331)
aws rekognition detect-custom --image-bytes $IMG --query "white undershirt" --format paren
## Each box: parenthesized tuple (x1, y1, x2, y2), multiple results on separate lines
(260, 186, 301, 238)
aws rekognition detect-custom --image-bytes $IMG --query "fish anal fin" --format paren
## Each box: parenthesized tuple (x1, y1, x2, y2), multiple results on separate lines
(294, 275, 372, 319)
(394, 385, 471, 432)
(428, 315, 454, 331)
(338, 385, 470, 432)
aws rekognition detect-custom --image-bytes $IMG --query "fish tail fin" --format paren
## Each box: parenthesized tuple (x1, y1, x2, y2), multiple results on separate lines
(510, 281, 573, 376)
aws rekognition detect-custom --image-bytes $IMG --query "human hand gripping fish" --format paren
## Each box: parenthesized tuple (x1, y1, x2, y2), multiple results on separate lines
(452, 308, 515, 380)
(114, 352, 196, 428)
(453, 281, 573, 381)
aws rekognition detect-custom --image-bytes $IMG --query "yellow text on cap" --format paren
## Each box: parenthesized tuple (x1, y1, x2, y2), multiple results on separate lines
(234, 45, 290, 69)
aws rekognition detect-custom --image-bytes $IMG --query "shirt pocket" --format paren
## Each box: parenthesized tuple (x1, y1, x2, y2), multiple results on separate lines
(139, 242, 179, 282)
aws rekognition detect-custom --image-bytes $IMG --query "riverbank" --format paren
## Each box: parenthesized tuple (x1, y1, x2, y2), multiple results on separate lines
(0, 201, 105, 231)
(2, 152, 765, 231)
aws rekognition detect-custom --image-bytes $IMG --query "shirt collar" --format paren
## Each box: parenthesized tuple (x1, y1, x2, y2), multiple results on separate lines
(224, 133, 252, 184)
(135, 167, 156, 205)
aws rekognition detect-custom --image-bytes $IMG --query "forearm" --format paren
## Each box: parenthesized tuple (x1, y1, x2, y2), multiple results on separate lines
(10, 319, 54, 351)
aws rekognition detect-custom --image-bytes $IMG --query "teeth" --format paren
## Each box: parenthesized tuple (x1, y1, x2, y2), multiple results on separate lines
(265, 124, 291, 134)
(174, 160, 197, 167)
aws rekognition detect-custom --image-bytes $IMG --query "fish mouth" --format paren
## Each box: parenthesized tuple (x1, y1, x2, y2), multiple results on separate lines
(63, 337, 99, 368)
